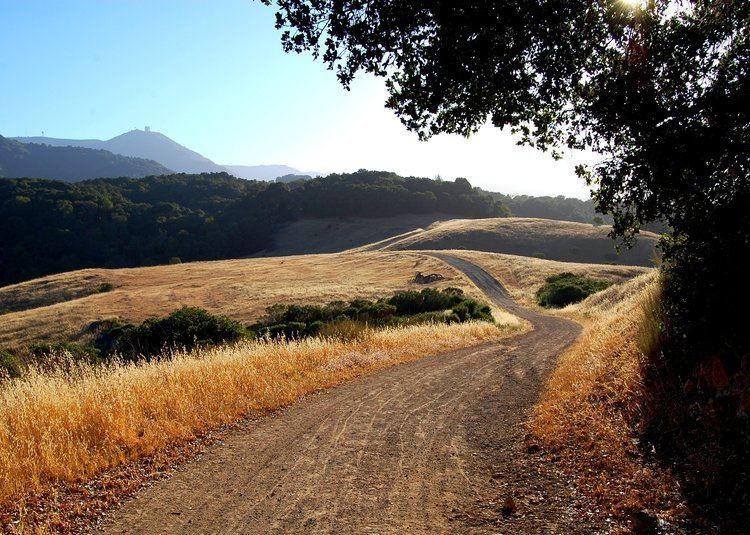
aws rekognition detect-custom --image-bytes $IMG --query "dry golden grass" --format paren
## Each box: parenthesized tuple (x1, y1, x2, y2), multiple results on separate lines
(0, 252, 492, 351)
(0, 320, 509, 512)
(376, 217, 660, 266)
(434, 249, 651, 307)
(530, 273, 685, 521)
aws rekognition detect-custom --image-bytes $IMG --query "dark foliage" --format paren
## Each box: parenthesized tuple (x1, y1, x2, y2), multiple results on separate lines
(250, 287, 492, 340)
(0, 135, 171, 181)
(642, 234, 750, 527)
(0, 170, 504, 285)
(388, 287, 460, 316)
(107, 307, 247, 362)
(536, 273, 611, 308)
(489, 193, 604, 225)
(0, 350, 23, 379)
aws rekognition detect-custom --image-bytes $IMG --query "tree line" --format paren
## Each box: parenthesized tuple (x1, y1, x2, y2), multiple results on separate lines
(0, 170, 506, 285)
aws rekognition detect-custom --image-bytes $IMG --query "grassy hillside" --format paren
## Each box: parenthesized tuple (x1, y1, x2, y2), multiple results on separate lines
(0, 250, 646, 352)
(1, 321, 507, 530)
(373, 217, 659, 266)
(530, 273, 689, 524)
(0, 252, 486, 350)
(441, 249, 650, 307)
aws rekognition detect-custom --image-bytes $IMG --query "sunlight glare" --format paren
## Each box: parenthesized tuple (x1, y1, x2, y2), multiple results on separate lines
(621, 0, 646, 8)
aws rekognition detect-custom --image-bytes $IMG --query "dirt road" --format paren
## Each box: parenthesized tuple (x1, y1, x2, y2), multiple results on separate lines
(102, 254, 597, 534)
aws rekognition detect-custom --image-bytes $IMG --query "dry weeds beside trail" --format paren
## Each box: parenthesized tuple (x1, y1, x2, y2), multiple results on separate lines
(99, 255, 603, 534)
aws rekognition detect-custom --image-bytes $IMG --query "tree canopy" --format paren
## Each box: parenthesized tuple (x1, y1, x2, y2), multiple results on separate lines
(0, 170, 505, 285)
(265, 0, 748, 244)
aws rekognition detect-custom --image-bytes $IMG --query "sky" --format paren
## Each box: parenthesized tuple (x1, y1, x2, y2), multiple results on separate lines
(1, 0, 595, 198)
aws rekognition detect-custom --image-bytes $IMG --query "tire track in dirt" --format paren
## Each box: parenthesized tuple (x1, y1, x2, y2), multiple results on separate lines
(101, 254, 601, 534)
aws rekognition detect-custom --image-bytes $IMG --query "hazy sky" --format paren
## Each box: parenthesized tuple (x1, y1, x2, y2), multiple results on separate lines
(1, 0, 594, 198)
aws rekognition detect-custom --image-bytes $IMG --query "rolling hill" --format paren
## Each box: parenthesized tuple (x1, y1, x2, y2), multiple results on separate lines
(256, 214, 446, 256)
(13, 130, 319, 180)
(0, 250, 647, 352)
(370, 217, 659, 266)
(0, 135, 171, 181)
(263, 216, 659, 266)
(13, 129, 224, 174)
(0, 252, 472, 350)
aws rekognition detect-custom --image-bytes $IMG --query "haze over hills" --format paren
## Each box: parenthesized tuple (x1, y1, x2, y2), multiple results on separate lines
(224, 164, 321, 181)
(13, 129, 224, 174)
(0, 134, 171, 181)
(13, 129, 319, 180)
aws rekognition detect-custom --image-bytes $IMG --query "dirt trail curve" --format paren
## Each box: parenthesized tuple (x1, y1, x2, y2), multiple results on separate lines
(102, 254, 600, 534)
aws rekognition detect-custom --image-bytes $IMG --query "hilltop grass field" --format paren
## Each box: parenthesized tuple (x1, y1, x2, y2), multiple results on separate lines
(371, 217, 659, 267)
(0, 248, 649, 352)
(260, 215, 659, 267)
(0, 252, 472, 350)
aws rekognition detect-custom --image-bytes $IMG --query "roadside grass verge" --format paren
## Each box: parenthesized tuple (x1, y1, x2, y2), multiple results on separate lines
(0, 320, 511, 523)
(530, 273, 686, 525)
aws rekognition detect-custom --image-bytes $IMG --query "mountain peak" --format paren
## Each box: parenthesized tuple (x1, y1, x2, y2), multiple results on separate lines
(10, 129, 317, 180)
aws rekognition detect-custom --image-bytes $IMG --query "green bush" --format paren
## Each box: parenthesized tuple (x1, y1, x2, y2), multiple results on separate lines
(387, 288, 458, 315)
(0, 350, 23, 379)
(29, 342, 102, 365)
(536, 272, 611, 308)
(452, 299, 493, 322)
(250, 288, 494, 342)
(110, 306, 248, 361)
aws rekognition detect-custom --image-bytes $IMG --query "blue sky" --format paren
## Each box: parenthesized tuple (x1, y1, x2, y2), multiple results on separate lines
(1, 0, 592, 197)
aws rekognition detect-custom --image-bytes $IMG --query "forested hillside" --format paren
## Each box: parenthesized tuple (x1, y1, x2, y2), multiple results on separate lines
(486, 191, 670, 234)
(0, 135, 171, 181)
(0, 170, 505, 285)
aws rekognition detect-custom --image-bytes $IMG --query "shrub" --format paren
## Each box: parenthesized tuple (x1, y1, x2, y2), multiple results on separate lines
(29, 342, 102, 366)
(453, 299, 493, 322)
(250, 288, 494, 342)
(388, 288, 455, 315)
(284, 322, 307, 339)
(306, 320, 324, 337)
(536, 273, 611, 308)
(110, 306, 248, 361)
(96, 283, 114, 293)
(348, 301, 397, 321)
(0, 350, 23, 379)
(390, 311, 447, 327)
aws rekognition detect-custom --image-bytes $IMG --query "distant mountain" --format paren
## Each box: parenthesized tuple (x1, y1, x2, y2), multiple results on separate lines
(224, 164, 321, 181)
(14, 131, 320, 180)
(13, 129, 225, 174)
(0, 135, 171, 181)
